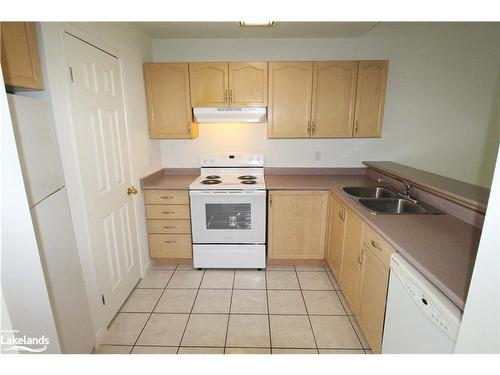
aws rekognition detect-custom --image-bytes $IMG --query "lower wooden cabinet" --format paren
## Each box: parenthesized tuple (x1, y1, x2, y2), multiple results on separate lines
(338, 207, 364, 313)
(327, 194, 347, 278)
(268, 190, 329, 259)
(144, 189, 192, 260)
(356, 244, 390, 353)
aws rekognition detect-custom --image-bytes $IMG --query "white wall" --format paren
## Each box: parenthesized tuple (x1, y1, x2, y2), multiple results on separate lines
(39, 22, 160, 340)
(455, 145, 500, 353)
(1, 69, 61, 354)
(153, 22, 500, 188)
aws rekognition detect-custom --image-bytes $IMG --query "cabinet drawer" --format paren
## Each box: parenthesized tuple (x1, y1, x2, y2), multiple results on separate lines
(149, 234, 192, 259)
(144, 190, 189, 205)
(363, 225, 394, 268)
(147, 219, 191, 234)
(146, 205, 190, 219)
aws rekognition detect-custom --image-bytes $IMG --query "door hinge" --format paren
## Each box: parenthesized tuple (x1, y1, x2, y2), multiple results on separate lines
(101, 294, 106, 305)
(69, 67, 74, 83)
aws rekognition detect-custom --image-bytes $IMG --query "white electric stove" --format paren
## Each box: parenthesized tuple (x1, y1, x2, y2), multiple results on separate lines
(189, 152, 266, 269)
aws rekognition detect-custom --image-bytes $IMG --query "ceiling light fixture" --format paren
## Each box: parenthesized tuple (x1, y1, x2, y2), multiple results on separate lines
(239, 21, 275, 27)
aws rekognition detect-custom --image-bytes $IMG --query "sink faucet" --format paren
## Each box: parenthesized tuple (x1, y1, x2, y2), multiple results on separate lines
(378, 177, 417, 202)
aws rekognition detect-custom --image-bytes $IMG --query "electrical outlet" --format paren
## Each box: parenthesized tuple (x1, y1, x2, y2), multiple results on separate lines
(314, 151, 322, 161)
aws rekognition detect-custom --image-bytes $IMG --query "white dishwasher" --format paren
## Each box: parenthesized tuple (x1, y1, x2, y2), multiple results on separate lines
(382, 253, 463, 353)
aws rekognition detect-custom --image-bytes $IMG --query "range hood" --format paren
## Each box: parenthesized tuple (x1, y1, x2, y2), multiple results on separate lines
(193, 107, 267, 123)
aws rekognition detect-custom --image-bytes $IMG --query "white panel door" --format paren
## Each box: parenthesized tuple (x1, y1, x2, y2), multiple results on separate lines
(63, 33, 141, 325)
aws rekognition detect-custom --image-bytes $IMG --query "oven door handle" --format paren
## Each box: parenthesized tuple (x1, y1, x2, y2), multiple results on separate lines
(189, 190, 266, 198)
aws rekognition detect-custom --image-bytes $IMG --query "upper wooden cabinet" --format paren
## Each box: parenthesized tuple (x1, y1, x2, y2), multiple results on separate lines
(229, 62, 267, 106)
(189, 62, 228, 107)
(353, 60, 389, 138)
(311, 61, 358, 138)
(268, 61, 314, 138)
(144, 63, 198, 139)
(268, 190, 329, 259)
(267, 60, 388, 139)
(189, 62, 268, 107)
(1, 22, 43, 90)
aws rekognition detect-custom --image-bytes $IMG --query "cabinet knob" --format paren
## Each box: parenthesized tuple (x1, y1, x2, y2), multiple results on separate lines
(354, 120, 360, 134)
(127, 186, 138, 195)
(371, 240, 382, 251)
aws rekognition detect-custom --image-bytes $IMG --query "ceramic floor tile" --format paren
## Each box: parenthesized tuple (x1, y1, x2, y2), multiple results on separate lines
(167, 270, 204, 289)
(348, 316, 372, 349)
(310, 315, 362, 349)
(137, 270, 174, 289)
(266, 271, 300, 290)
(150, 262, 177, 270)
(176, 263, 198, 271)
(319, 349, 365, 354)
(102, 313, 149, 345)
(225, 347, 271, 354)
(302, 290, 345, 315)
(266, 264, 295, 270)
(192, 289, 232, 313)
(120, 289, 163, 313)
(136, 313, 189, 347)
(131, 346, 178, 354)
(200, 270, 234, 289)
(154, 289, 197, 313)
(297, 271, 334, 290)
(269, 315, 316, 349)
(337, 291, 355, 315)
(326, 271, 341, 290)
(178, 347, 224, 354)
(94, 345, 132, 354)
(181, 314, 228, 347)
(294, 264, 327, 271)
(272, 348, 318, 354)
(268, 290, 307, 315)
(230, 290, 267, 314)
(226, 314, 270, 348)
(233, 270, 266, 289)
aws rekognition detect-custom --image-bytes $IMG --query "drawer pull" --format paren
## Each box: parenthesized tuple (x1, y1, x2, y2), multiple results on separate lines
(371, 240, 382, 251)
(162, 211, 175, 215)
(164, 240, 178, 244)
(163, 226, 176, 230)
(161, 196, 175, 199)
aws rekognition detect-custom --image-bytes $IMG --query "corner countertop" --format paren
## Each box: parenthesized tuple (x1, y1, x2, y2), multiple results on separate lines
(265, 172, 481, 311)
(141, 167, 482, 310)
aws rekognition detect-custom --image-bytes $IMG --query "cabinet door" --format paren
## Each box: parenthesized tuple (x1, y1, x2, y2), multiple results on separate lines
(353, 60, 388, 138)
(1, 22, 43, 89)
(268, 62, 313, 138)
(189, 62, 228, 107)
(327, 195, 346, 278)
(311, 61, 358, 138)
(229, 62, 268, 106)
(339, 207, 364, 312)
(144, 63, 196, 139)
(357, 246, 390, 353)
(268, 191, 329, 259)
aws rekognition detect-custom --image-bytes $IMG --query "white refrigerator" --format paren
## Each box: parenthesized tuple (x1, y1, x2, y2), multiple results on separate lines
(8, 94, 95, 353)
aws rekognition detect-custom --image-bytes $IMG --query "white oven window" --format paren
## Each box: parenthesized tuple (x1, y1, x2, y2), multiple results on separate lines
(205, 203, 251, 230)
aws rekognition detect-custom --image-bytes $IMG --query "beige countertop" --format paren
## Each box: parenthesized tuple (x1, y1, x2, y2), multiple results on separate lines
(265, 173, 481, 310)
(141, 168, 482, 310)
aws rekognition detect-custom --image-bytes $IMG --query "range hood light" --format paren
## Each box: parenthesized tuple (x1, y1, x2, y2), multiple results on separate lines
(239, 21, 275, 27)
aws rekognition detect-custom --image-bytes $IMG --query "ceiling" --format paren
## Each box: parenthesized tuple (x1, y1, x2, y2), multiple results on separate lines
(137, 22, 379, 39)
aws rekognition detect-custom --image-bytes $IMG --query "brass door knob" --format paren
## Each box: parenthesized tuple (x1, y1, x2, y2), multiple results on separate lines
(127, 186, 138, 195)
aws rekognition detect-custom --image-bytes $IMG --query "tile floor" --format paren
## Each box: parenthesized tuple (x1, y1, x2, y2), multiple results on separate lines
(95, 263, 371, 354)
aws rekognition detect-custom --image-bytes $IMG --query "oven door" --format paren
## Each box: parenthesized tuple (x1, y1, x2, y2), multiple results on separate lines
(189, 190, 266, 244)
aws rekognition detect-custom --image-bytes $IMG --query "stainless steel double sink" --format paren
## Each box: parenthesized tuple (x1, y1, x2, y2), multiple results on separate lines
(342, 186, 443, 215)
